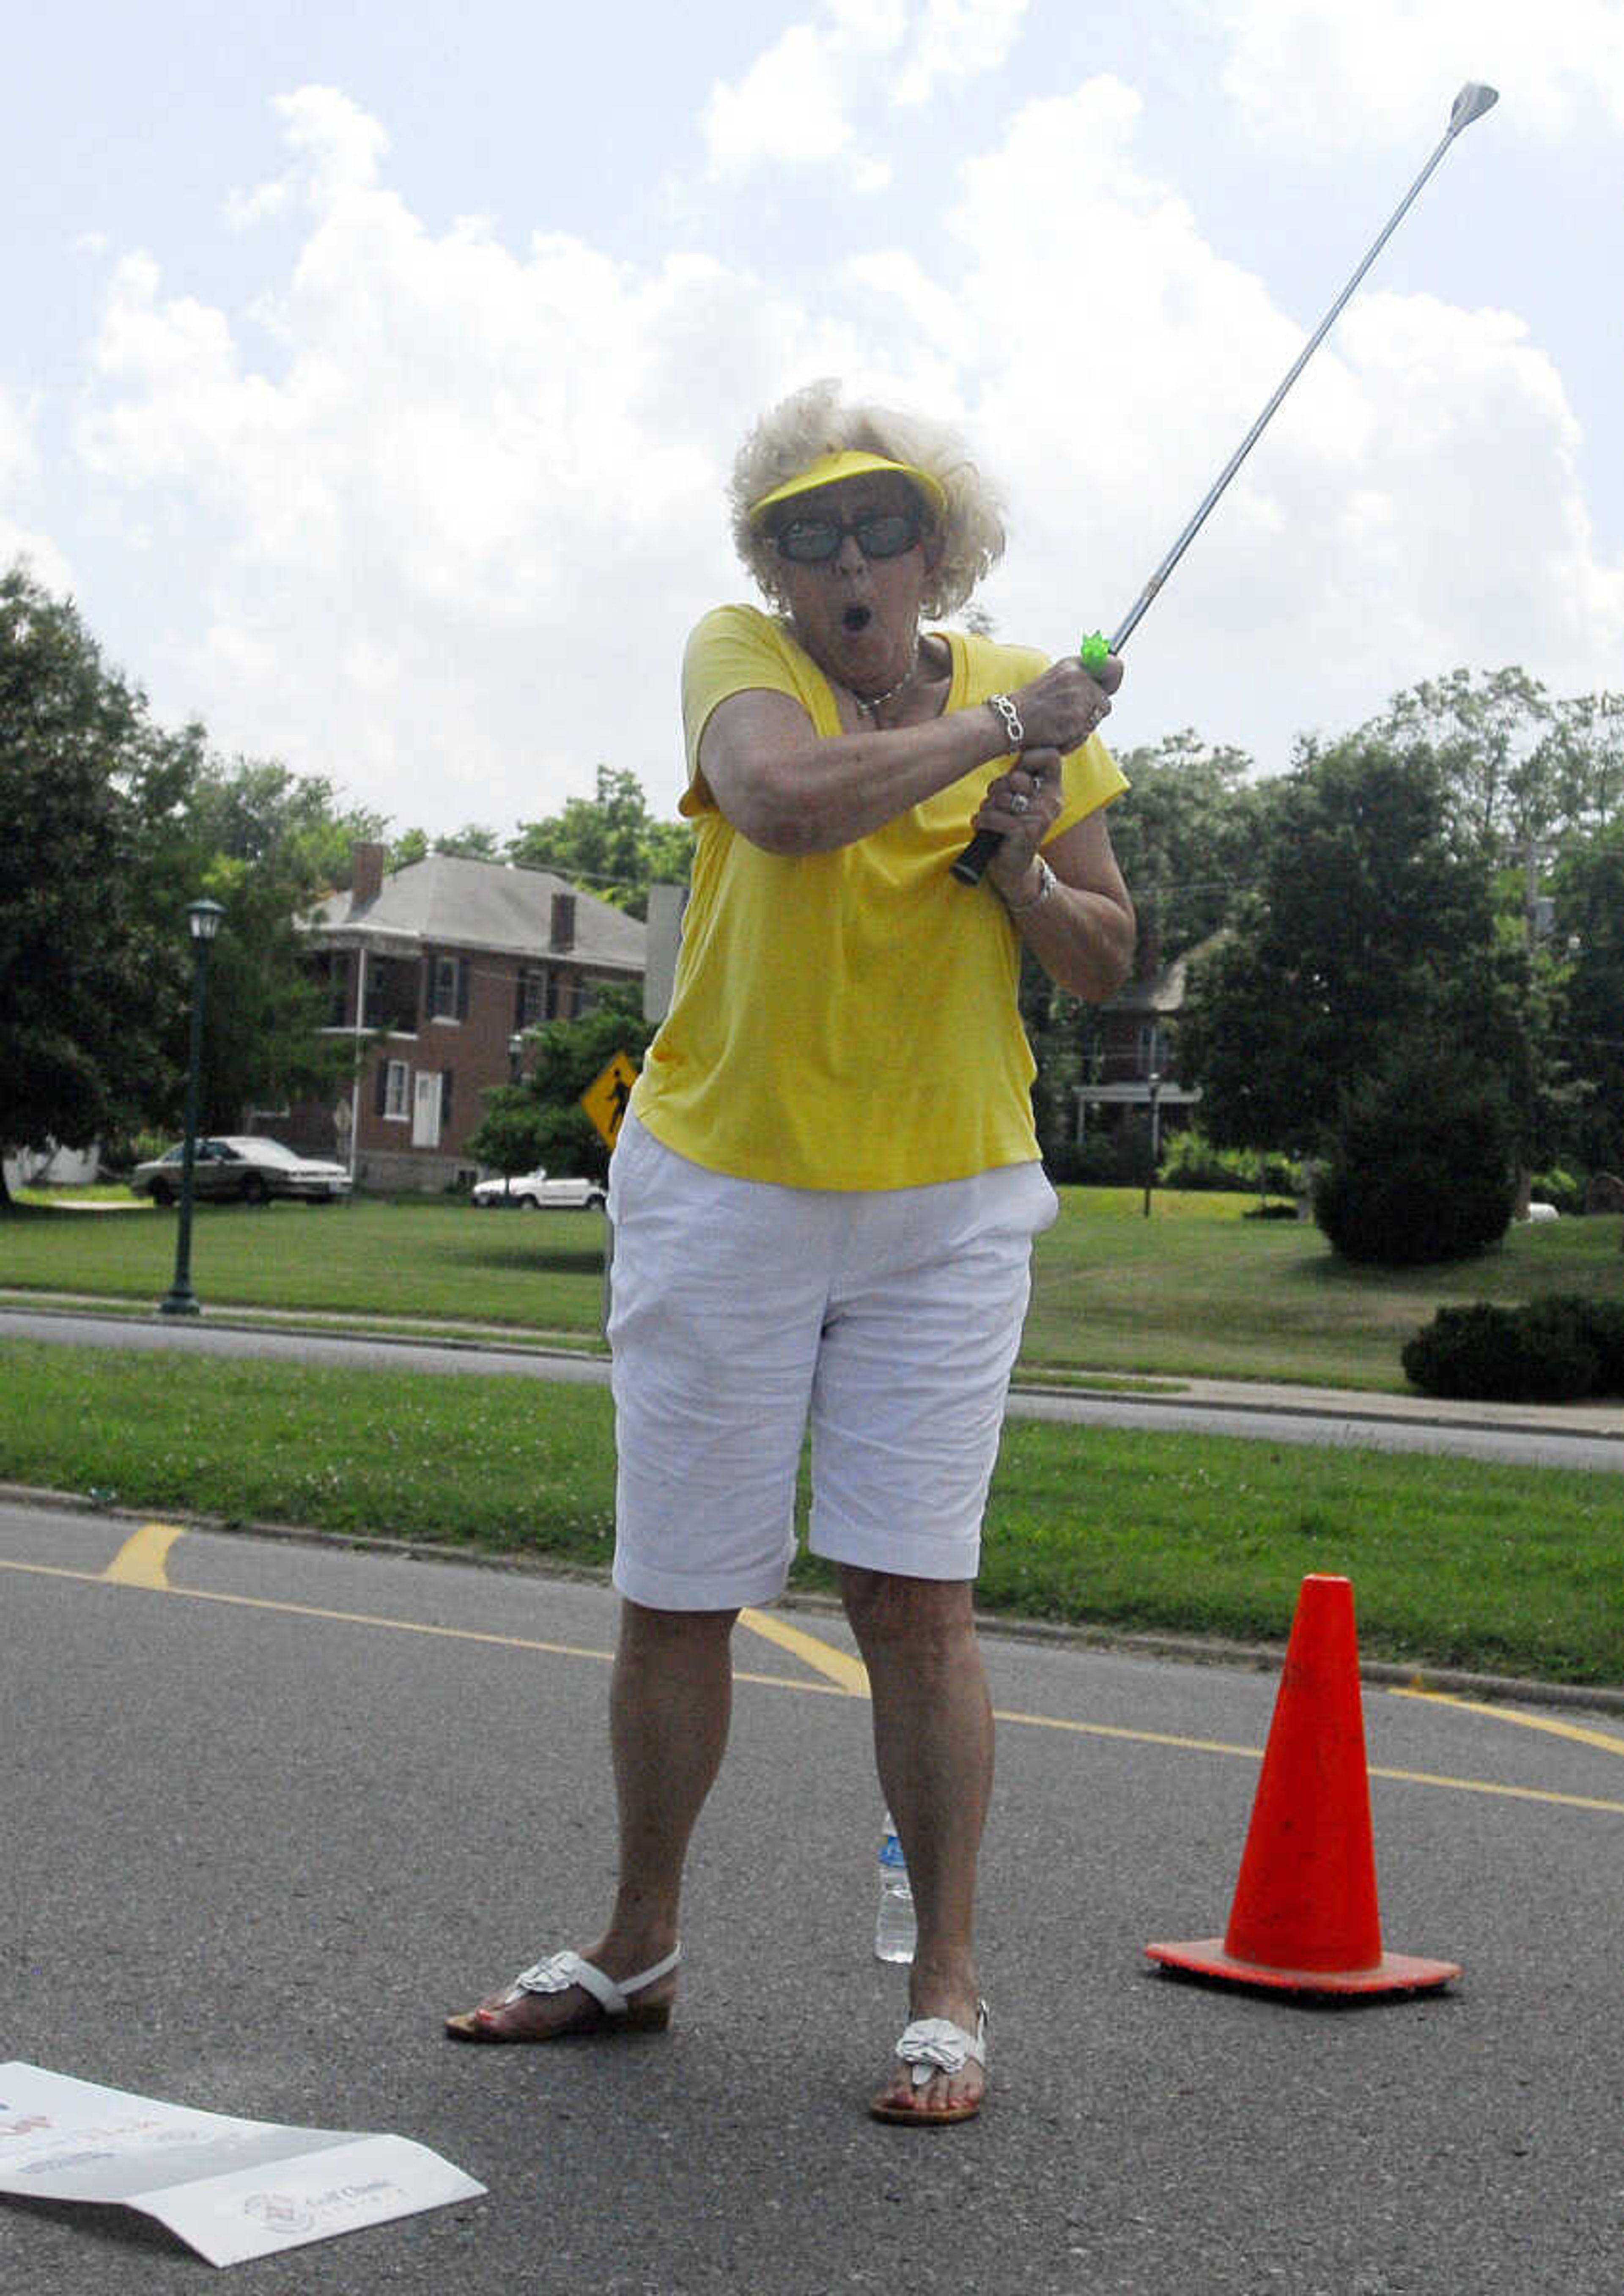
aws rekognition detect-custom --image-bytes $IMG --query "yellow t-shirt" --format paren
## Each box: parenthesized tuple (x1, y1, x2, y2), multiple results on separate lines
(629, 604, 1127, 1190)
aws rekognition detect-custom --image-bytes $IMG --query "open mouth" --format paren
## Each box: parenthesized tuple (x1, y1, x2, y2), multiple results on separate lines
(842, 605, 872, 633)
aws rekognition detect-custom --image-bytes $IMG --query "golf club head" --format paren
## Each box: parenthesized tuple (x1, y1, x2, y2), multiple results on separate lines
(1449, 83, 1499, 133)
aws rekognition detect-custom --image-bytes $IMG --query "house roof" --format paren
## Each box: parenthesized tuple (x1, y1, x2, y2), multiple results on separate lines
(1101, 932, 1223, 1017)
(1102, 949, 1194, 1017)
(304, 853, 646, 974)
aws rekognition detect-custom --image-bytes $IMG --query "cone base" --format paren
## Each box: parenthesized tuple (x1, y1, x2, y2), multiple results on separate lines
(1144, 1938, 1460, 1997)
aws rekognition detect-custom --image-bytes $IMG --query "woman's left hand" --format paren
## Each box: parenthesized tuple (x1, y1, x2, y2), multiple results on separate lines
(974, 745, 1064, 902)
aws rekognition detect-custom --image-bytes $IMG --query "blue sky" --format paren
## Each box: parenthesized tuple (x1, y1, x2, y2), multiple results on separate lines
(3, 0, 1619, 834)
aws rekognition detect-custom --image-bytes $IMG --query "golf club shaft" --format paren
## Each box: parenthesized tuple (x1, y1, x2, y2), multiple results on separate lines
(951, 83, 1499, 890)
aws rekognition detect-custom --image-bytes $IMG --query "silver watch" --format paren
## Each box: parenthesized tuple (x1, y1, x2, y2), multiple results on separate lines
(1004, 855, 1056, 915)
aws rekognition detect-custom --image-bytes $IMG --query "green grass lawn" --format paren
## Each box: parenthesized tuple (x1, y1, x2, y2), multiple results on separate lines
(1024, 1196, 1624, 1388)
(2, 1338, 1617, 1685)
(0, 1194, 608, 1341)
(5, 1187, 1621, 1391)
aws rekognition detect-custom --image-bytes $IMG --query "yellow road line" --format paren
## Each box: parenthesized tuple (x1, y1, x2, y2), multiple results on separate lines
(974, 1706, 1624, 1815)
(738, 1606, 870, 1696)
(0, 1557, 844, 1696)
(102, 1522, 185, 1588)
(1363, 1762, 1624, 1815)
(1391, 1686, 1624, 1760)
(992, 1706, 1263, 1760)
(6, 1556, 1623, 1814)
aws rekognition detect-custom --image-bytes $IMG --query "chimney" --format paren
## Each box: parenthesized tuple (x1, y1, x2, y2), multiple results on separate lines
(351, 841, 386, 909)
(550, 891, 576, 952)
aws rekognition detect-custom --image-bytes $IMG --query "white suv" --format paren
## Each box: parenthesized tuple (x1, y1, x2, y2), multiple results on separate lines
(471, 1168, 606, 1211)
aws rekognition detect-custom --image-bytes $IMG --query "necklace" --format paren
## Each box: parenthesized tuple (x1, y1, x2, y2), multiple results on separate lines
(852, 656, 919, 716)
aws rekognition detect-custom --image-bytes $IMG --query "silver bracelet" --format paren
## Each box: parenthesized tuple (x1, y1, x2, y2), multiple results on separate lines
(1003, 854, 1056, 915)
(986, 692, 1024, 751)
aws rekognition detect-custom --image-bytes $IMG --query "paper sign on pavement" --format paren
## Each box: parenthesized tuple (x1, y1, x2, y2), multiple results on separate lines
(0, 2063, 485, 2269)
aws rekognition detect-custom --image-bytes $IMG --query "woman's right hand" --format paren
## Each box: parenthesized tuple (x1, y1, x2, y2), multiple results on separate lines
(1010, 652, 1123, 754)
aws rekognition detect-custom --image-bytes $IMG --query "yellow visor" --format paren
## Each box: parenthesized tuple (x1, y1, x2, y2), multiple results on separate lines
(748, 448, 947, 525)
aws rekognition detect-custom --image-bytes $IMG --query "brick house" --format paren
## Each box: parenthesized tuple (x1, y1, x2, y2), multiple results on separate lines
(292, 843, 645, 1192)
(1073, 932, 1207, 1149)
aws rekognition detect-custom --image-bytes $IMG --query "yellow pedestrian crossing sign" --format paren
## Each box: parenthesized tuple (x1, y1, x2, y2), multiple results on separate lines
(581, 1051, 639, 1149)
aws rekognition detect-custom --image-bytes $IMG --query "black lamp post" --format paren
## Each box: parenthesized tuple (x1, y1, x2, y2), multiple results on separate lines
(158, 898, 226, 1317)
(1141, 1071, 1162, 1220)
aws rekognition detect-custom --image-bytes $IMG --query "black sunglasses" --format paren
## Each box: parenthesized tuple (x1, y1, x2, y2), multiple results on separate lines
(771, 508, 925, 564)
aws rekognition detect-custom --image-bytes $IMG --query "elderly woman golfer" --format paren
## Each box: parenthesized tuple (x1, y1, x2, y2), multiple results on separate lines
(447, 380, 1135, 2123)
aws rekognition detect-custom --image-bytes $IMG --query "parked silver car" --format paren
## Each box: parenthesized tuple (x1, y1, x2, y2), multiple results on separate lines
(471, 1167, 606, 1211)
(131, 1136, 351, 1206)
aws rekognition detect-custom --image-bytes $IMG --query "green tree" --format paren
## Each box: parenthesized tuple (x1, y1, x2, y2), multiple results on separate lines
(388, 824, 504, 868)
(1313, 1033, 1517, 1266)
(1366, 667, 1624, 854)
(1179, 734, 1544, 1159)
(1106, 730, 1273, 958)
(1055, 734, 1276, 1161)
(501, 983, 657, 1180)
(463, 1085, 550, 1182)
(387, 827, 430, 871)
(179, 758, 384, 1130)
(0, 567, 199, 1202)
(508, 766, 693, 917)
(0, 566, 401, 1203)
(1551, 823, 1624, 1173)
(1020, 961, 1086, 1173)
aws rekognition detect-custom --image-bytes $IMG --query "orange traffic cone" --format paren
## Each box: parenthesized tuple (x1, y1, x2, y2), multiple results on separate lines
(1146, 1574, 1460, 1996)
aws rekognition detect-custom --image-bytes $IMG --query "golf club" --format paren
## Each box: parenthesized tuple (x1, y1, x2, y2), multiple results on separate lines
(952, 81, 1501, 888)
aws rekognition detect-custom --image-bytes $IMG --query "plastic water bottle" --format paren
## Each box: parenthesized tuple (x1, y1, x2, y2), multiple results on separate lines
(875, 1810, 916, 1964)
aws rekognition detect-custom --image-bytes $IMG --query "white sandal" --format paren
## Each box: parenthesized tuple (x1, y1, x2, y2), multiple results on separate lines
(869, 2000, 989, 2124)
(444, 1944, 680, 2042)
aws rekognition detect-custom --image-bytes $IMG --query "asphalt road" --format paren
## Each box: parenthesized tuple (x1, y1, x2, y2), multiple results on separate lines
(3, 1500, 1623, 2293)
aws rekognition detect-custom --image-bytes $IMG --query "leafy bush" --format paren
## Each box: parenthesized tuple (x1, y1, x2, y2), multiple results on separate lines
(1576, 1296, 1624, 1390)
(1158, 1129, 1298, 1196)
(1314, 1040, 1516, 1266)
(1048, 1132, 1144, 1187)
(107, 1130, 172, 1174)
(1403, 1295, 1624, 1402)
(1528, 1166, 1588, 1217)
(1052, 1126, 1301, 1194)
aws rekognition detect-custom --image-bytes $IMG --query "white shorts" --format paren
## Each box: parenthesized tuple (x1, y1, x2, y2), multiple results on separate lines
(606, 1114, 1058, 1610)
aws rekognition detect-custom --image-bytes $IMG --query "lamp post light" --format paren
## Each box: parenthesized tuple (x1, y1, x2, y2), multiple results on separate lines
(1141, 1071, 1162, 1220)
(158, 898, 226, 1318)
(508, 1031, 524, 1084)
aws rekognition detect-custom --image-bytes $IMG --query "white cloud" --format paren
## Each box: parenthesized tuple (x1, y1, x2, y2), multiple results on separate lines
(704, 22, 878, 179)
(0, 522, 75, 596)
(59, 63, 1621, 829)
(1200, 0, 1624, 148)
(703, 0, 1027, 181)
(0, 386, 38, 491)
(227, 84, 391, 222)
(895, 0, 1029, 106)
(837, 250, 972, 362)
(935, 77, 1622, 761)
(0, 387, 75, 594)
(71, 91, 864, 818)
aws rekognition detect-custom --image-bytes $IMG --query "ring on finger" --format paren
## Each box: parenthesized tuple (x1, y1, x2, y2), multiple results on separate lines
(1008, 792, 1030, 815)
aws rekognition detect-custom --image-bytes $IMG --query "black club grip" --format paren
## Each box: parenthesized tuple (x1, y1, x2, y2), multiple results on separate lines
(949, 827, 1003, 887)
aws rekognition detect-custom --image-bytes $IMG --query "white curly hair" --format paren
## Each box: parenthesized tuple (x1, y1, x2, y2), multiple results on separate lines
(729, 379, 1006, 620)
